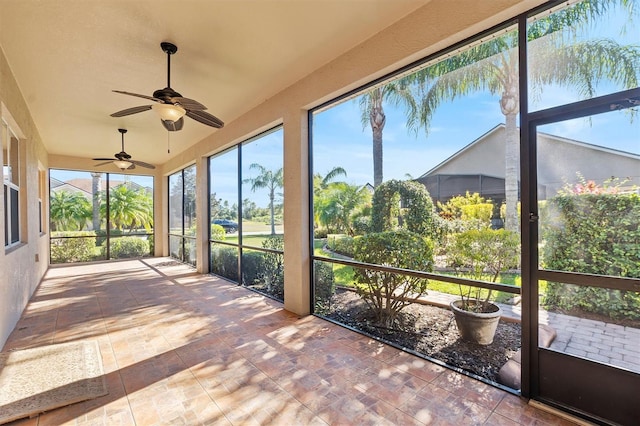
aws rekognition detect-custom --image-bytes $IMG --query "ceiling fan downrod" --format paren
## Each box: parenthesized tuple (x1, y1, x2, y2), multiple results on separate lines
(161, 42, 177, 88)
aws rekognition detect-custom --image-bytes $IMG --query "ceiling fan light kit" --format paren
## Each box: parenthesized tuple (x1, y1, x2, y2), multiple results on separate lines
(113, 159, 133, 170)
(93, 128, 156, 171)
(152, 103, 186, 122)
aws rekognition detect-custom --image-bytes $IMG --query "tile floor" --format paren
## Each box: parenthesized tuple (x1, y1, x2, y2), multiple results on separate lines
(2, 258, 582, 425)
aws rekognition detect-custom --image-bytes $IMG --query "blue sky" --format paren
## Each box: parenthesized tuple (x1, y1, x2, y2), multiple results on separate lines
(312, 3, 639, 189)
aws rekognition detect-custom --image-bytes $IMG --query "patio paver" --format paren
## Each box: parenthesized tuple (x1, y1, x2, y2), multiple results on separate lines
(2, 258, 585, 425)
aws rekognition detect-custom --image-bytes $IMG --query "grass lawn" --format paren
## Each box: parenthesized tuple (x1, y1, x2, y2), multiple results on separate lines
(428, 274, 521, 303)
(314, 239, 355, 286)
(313, 238, 534, 301)
(224, 232, 282, 248)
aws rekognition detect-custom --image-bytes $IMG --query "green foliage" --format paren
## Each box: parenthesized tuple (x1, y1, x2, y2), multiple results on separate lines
(353, 230, 434, 327)
(438, 192, 491, 221)
(110, 237, 150, 259)
(350, 215, 371, 236)
(314, 228, 329, 239)
(541, 190, 640, 320)
(448, 229, 520, 281)
(327, 235, 356, 257)
(315, 182, 371, 235)
(241, 251, 266, 286)
(314, 261, 335, 314)
(211, 246, 239, 282)
(102, 184, 153, 232)
(50, 232, 97, 263)
(244, 163, 284, 235)
(261, 235, 285, 301)
(49, 191, 92, 231)
(447, 228, 520, 311)
(210, 224, 226, 241)
(371, 179, 436, 236)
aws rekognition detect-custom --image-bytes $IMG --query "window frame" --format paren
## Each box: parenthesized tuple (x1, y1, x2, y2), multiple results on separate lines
(2, 121, 21, 248)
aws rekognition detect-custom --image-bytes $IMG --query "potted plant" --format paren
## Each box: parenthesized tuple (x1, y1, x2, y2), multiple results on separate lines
(447, 228, 520, 345)
(450, 285, 502, 345)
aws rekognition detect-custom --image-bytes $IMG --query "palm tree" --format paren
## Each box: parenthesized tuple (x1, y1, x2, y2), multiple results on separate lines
(244, 163, 283, 235)
(313, 166, 347, 229)
(102, 185, 153, 232)
(413, 0, 639, 232)
(49, 190, 92, 231)
(313, 166, 347, 192)
(315, 182, 371, 235)
(359, 83, 418, 187)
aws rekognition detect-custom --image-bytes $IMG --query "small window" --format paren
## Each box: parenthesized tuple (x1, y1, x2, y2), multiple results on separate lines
(2, 122, 20, 247)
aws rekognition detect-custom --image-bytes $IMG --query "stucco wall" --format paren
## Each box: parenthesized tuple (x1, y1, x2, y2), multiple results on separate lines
(0, 46, 50, 349)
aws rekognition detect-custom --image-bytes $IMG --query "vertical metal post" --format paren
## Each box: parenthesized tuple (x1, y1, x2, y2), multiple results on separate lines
(237, 144, 243, 284)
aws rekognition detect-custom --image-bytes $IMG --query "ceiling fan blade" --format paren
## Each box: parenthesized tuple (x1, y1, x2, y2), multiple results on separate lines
(186, 110, 224, 128)
(113, 90, 161, 102)
(162, 117, 184, 131)
(130, 159, 156, 169)
(170, 97, 207, 111)
(93, 161, 114, 167)
(110, 105, 153, 117)
(93, 157, 115, 161)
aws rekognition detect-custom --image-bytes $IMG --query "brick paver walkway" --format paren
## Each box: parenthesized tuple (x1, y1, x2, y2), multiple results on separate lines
(420, 290, 640, 374)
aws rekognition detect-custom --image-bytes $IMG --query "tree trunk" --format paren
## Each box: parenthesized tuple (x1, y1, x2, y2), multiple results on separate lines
(369, 88, 386, 187)
(91, 172, 101, 232)
(373, 127, 383, 187)
(504, 113, 519, 232)
(269, 191, 276, 235)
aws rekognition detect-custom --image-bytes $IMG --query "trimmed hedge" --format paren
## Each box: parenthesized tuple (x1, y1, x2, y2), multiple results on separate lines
(371, 179, 436, 236)
(314, 261, 335, 314)
(50, 232, 97, 264)
(110, 237, 150, 259)
(327, 235, 356, 257)
(541, 192, 640, 320)
(211, 246, 239, 282)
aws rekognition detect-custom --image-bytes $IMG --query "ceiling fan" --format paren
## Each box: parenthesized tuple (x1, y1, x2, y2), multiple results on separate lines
(110, 42, 224, 132)
(93, 129, 155, 170)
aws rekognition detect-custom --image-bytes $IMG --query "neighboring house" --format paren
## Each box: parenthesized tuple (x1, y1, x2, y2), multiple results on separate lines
(50, 177, 151, 201)
(415, 124, 640, 208)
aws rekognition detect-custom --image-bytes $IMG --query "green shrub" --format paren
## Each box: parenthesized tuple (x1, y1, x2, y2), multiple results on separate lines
(50, 232, 97, 264)
(541, 191, 640, 320)
(371, 180, 436, 236)
(242, 251, 266, 286)
(448, 229, 520, 282)
(447, 228, 519, 310)
(109, 237, 150, 259)
(327, 235, 356, 257)
(148, 234, 155, 256)
(211, 246, 239, 282)
(261, 236, 285, 301)
(353, 230, 433, 327)
(210, 224, 226, 241)
(314, 261, 335, 314)
(350, 216, 371, 236)
(314, 228, 329, 239)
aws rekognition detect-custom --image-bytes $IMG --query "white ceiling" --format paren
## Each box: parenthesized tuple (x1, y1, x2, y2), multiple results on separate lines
(0, 0, 430, 169)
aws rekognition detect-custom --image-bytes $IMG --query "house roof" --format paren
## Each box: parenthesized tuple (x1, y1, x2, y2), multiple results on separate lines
(419, 123, 640, 179)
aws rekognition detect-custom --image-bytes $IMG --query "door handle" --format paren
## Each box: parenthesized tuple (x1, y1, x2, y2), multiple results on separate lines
(529, 212, 539, 222)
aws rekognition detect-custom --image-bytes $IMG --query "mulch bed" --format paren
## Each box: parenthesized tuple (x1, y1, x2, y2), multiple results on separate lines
(323, 288, 521, 383)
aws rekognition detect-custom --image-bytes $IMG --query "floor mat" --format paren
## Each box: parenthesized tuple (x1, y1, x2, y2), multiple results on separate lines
(0, 340, 108, 424)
